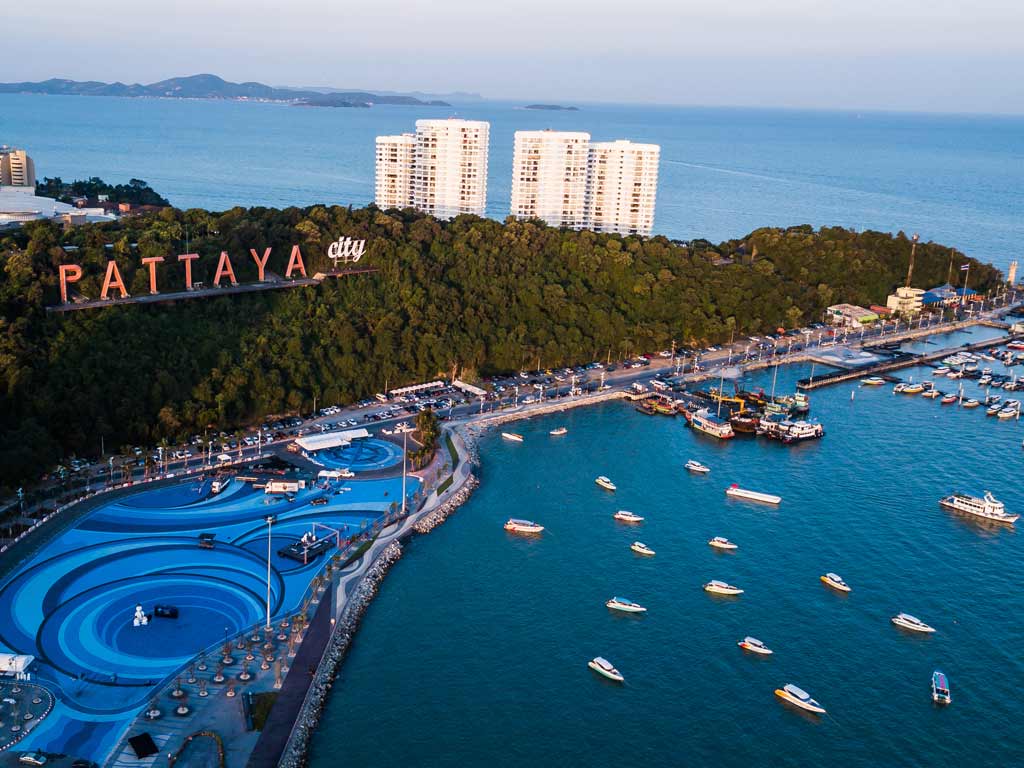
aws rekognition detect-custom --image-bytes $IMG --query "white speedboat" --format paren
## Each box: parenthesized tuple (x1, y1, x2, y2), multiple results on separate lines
(613, 510, 644, 523)
(630, 541, 655, 556)
(605, 596, 647, 613)
(503, 518, 544, 535)
(962, 398, 981, 408)
(932, 670, 952, 705)
(939, 491, 1018, 524)
(708, 536, 737, 550)
(595, 476, 617, 491)
(933, 367, 950, 376)
(998, 406, 1019, 419)
(703, 579, 743, 595)
(549, 427, 568, 436)
(685, 459, 711, 474)
(725, 484, 781, 505)
(861, 376, 886, 385)
(891, 613, 935, 633)
(588, 656, 624, 682)
(737, 636, 773, 655)
(820, 572, 851, 592)
(501, 432, 524, 442)
(775, 683, 826, 714)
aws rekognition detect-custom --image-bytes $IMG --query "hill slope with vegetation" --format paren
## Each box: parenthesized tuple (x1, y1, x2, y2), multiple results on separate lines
(0, 205, 1001, 486)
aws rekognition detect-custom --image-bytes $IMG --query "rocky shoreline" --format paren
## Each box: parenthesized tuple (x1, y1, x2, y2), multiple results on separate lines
(278, 540, 404, 768)
(413, 474, 479, 534)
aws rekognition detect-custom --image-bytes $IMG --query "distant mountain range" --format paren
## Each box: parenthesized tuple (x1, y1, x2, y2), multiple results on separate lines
(0, 74, 451, 107)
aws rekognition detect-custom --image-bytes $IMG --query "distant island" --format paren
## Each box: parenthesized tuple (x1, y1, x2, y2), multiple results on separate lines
(523, 104, 579, 111)
(0, 73, 450, 108)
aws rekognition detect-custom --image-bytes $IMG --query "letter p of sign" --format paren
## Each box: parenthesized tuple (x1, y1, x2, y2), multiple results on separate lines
(59, 264, 83, 304)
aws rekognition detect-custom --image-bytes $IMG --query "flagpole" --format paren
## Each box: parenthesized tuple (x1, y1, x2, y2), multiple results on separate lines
(961, 261, 970, 310)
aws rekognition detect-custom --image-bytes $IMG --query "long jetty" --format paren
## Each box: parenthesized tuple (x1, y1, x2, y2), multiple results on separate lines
(797, 332, 1019, 390)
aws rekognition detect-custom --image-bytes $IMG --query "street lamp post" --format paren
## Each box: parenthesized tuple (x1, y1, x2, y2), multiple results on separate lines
(264, 515, 275, 632)
(395, 423, 415, 515)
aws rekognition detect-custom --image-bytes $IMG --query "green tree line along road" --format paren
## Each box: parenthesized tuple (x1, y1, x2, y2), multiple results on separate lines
(0, 203, 1002, 489)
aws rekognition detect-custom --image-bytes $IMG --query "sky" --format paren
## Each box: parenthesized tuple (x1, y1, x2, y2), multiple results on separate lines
(6, 0, 1024, 114)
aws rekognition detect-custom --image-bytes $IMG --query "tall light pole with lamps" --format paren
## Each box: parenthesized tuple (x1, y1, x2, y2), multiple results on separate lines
(264, 515, 276, 632)
(394, 423, 415, 515)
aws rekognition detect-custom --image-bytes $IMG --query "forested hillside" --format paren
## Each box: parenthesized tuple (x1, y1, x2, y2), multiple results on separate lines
(0, 204, 1001, 486)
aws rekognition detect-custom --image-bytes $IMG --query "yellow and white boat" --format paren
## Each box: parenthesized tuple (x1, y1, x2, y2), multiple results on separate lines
(820, 572, 851, 592)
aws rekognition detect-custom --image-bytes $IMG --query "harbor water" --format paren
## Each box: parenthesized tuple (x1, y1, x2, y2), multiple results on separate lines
(308, 326, 1023, 768)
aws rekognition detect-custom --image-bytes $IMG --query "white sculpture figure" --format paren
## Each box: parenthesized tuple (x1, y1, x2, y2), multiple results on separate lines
(133, 604, 149, 627)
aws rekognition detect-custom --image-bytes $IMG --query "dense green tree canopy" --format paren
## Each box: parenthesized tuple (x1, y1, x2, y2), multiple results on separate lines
(0, 205, 1001, 488)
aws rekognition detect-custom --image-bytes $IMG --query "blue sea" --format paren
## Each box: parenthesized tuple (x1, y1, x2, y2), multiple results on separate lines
(2, 94, 1023, 271)
(308, 327, 1024, 768)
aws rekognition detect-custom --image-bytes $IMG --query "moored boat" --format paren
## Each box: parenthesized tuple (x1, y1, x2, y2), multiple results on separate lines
(685, 459, 711, 474)
(775, 683, 826, 714)
(708, 536, 737, 550)
(933, 367, 950, 376)
(932, 670, 952, 705)
(588, 656, 624, 682)
(962, 398, 981, 408)
(630, 541, 655, 556)
(737, 636, 773, 655)
(940, 394, 958, 404)
(703, 579, 743, 595)
(730, 412, 760, 433)
(504, 518, 544, 534)
(921, 389, 942, 399)
(595, 475, 617, 491)
(501, 432, 524, 442)
(613, 510, 645, 523)
(820, 572, 851, 592)
(861, 376, 886, 385)
(605, 596, 647, 613)
(725, 484, 781, 505)
(891, 612, 935, 633)
(939, 491, 1018, 524)
(690, 408, 735, 439)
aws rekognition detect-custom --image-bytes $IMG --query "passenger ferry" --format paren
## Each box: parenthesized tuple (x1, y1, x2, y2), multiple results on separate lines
(939, 491, 1018, 524)
(588, 656, 624, 682)
(820, 572, 851, 592)
(605, 596, 647, 614)
(501, 432, 524, 442)
(630, 541, 655, 556)
(685, 459, 711, 474)
(932, 670, 952, 705)
(503, 518, 544, 535)
(708, 536, 737, 550)
(737, 636, 773, 655)
(891, 613, 935, 633)
(726, 484, 781, 505)
(761, 418, 824, 444)
(775, 684, 826, 714)
(690, 409, 735, 439)
(549, 427, 568, 436)
(595, 476, 617, 491)
(703, 579, 744, 595)
(613, 510, 644, 523)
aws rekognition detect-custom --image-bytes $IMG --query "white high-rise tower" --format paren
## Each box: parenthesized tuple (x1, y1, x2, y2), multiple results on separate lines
(584, 140, 660, 237)
(374, 134, 416, 210)
(411, 119, 490, 219)
(510, 130, 591, 228)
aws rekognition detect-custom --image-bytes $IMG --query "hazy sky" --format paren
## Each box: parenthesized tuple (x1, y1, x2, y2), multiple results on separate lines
(7, 1, 1024, 113)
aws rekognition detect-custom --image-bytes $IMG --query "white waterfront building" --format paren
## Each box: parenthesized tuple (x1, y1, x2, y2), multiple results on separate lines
(510, 130, 591, 228)
(374, 133, 415, 210)
(584, 140, 660, 237)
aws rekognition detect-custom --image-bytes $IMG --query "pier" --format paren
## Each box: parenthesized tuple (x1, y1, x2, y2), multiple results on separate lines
(797, 333, 1018, 390)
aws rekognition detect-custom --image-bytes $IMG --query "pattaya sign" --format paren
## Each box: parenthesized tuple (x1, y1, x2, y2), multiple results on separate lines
(55, 237, 369, 306)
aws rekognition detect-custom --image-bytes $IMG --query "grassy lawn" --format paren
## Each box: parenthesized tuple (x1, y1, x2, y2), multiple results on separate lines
(445, 435, 459, 469)
(250, 691, 278, 730)
(437, 474, 454, 494)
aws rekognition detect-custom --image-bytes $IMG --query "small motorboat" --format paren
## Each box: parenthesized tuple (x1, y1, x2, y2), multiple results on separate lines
(708, 536, 737, 550)
(921, 389, 942, 399)
(685, 459, 711, 474)
(605, 596, 647, 614)
(932, 670, 952, 705)
(933, 367, 950, 376)
(820, 572, 851, 592)
(630, 541, 655, 556)
(999, 406, 1020, 420)
(891, 613, 935, 633)
(613, 510, 644, 523)
(903, 383, 925, 394)
(893, 382, 908, 393)
(595, 476, 617, 491)
(588, 656, 624, 682)
(940, 394, 958, 404)
(737, 636, 773, 655)
(549, 427, 568, 436)
(725, 484, 781, 505)
(504, 518, 544, 535)
(962, 399, 981, 408)
(861, 376, 886, 385)
(987, 405, 1004, 417)
(501, 432, 524, 442)
(775, 683, 826, 714)
(703, 579, 743, 595)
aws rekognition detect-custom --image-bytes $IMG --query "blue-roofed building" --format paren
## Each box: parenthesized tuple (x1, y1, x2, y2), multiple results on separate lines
(922, 283, 977, 306)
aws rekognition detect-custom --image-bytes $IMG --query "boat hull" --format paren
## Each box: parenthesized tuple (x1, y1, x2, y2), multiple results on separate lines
(774, 689, 826, 714)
